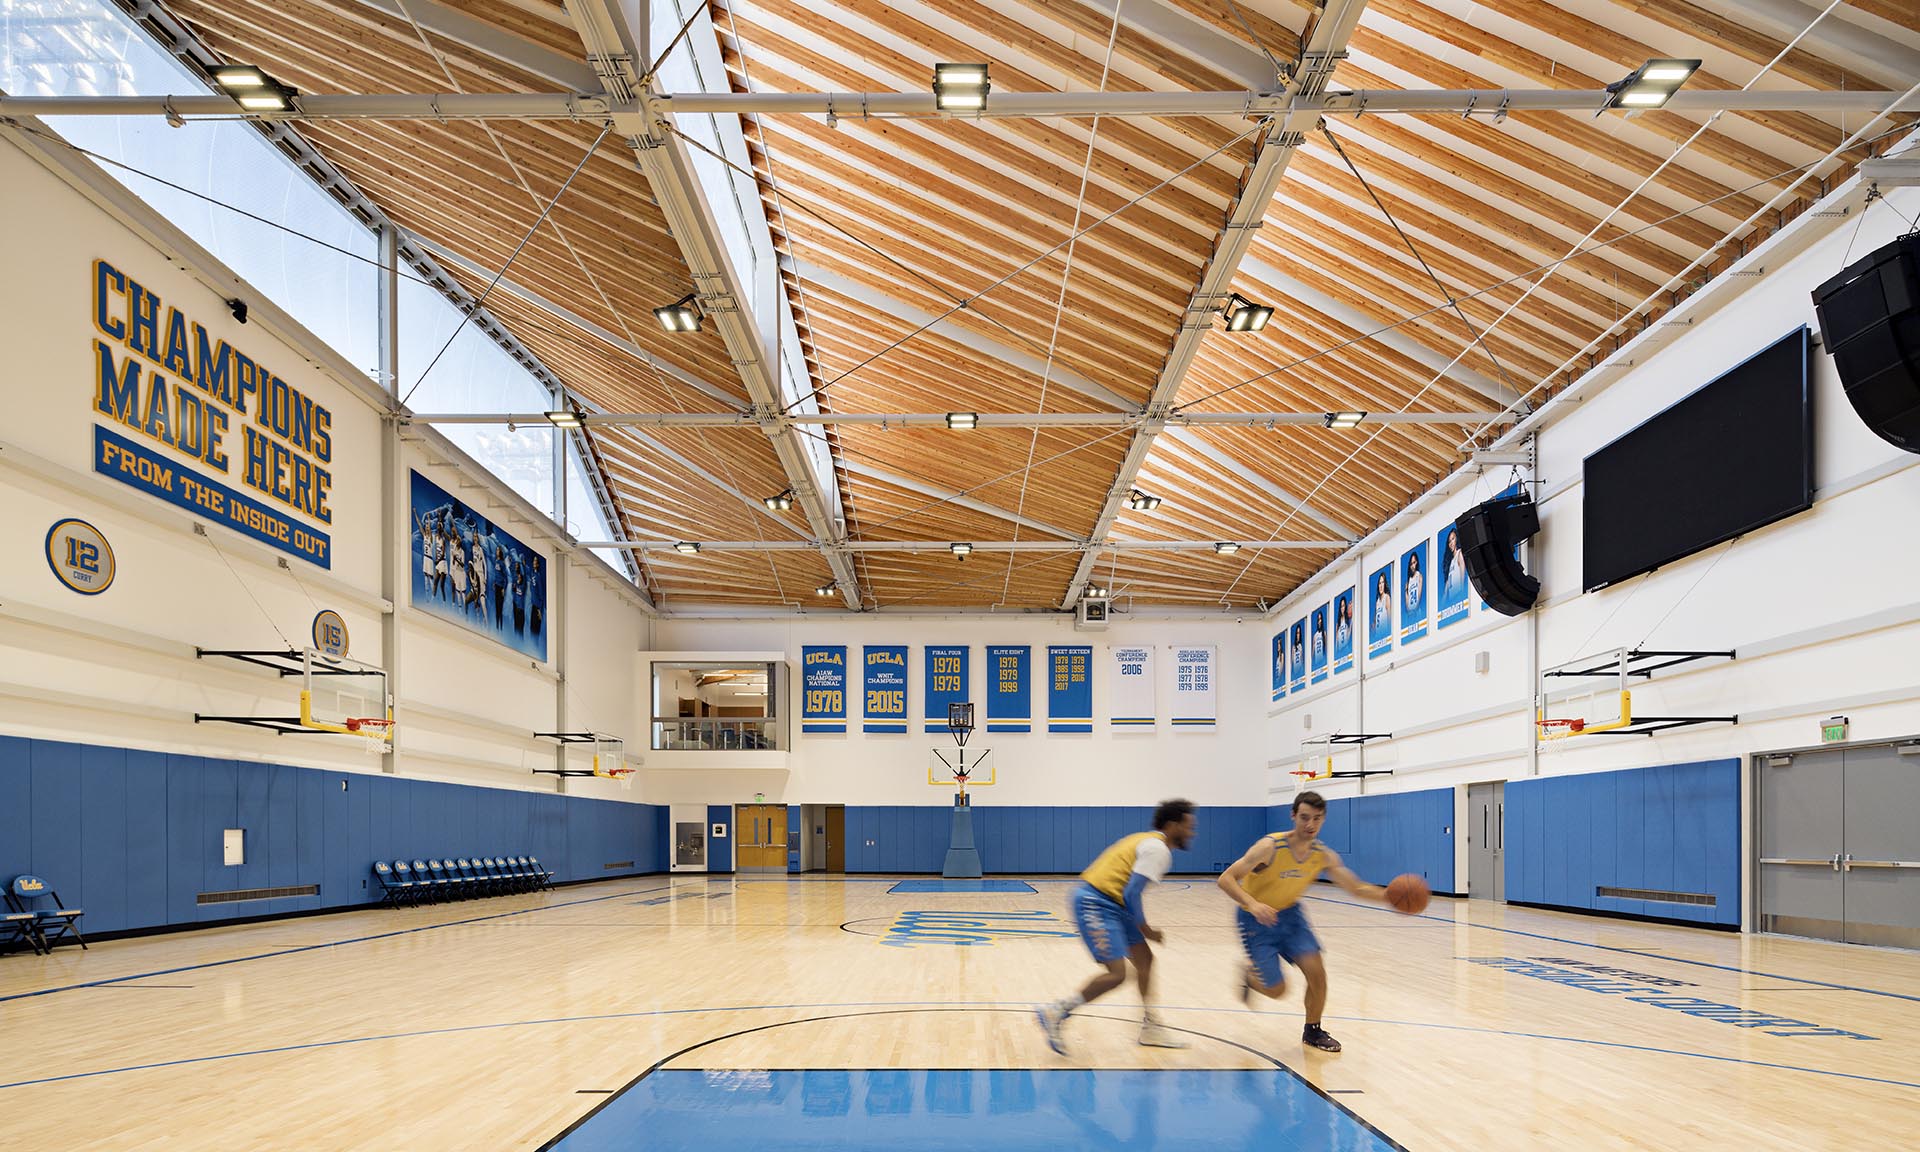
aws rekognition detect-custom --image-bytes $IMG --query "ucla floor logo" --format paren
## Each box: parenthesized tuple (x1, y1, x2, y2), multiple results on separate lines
(46, 519, 115, 595)
(881, 909, 1076, 948)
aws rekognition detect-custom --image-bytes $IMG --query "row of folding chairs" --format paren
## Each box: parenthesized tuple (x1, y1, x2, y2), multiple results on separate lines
(372, 857, 554, 906)
(5, 875, 86, 956)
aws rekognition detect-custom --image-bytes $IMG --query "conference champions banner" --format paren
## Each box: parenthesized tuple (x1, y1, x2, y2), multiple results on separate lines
(1368, 561, 1394, 660)
(863, 644, 908, 734)
(1289, 618, 1308, 692)
(1170, 644, 1216, 728)
(1047, 645, 1092, 733)
(1111, 645, 1156, 728)
(801, 645, 847, 733)
(987, 644, 1031, 733)
(1332, 587, 1356, 675)
(1310, 604, 1330, 685)
(1270, 631, 1286, 702)
(924, 645, 969, 733)
(1400, 539, 1431, 644)
(1437, 522, 1470, 628)
(410, 470, 548, 661)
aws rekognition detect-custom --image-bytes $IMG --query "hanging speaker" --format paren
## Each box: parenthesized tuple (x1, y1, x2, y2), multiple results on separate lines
(1811, 231, 1920, 453)
(1454, 494, 1539, 616)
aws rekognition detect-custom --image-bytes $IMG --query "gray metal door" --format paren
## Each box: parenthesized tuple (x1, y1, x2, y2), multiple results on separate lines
(1468, 782, 1504, 902)
(1840, 743, 1920, 948)
(1757, 749, 1845, 941)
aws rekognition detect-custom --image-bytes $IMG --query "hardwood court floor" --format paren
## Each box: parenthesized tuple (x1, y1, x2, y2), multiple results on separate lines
(1, 875, 1913, 1150)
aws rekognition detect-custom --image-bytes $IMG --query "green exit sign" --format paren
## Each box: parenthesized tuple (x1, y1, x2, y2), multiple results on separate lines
(1821, 717, 1849, 743)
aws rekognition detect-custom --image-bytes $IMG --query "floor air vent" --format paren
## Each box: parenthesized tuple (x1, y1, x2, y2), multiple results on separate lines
(603, 861, 635, 870)
(197, 885, 321, 905)
(1596, 886, 1715, 906)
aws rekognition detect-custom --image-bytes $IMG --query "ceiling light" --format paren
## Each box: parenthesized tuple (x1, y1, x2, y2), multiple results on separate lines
(950, 542, 973, 559)
(1223, 293, 1273, 333)
(211, 65, 296, 112)
(544, 410, 581, 428)
(654, 293, 702, 333)
(946, 411, 978, 430)
(815, 583, 836, 597)
(673, 541, 701, 554)
(933, 63, 989, 112)
(236, 92, 293, 112)
(1085, 585, 1108, 599)
(1325, 411, 1366, 429)
(1125, 489, 1162, 512)
(211, 65, 269, 90)
(763, 490, 795, 511)
(1214, 542, 1241, 555)
(1607, 58, 1700, 112)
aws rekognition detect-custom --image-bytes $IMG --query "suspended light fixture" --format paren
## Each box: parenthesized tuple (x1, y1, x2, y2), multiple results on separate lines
(1606, 58, 1700, 111)
(763, 489, 795, 512)
(544, 409, 582, 428)
(950, 542, 974, 559)
(1125, 490, 1162, 512)
(673, 541, 701, 554)
(1223, 293, 1273, 333)
(933, 63, 989, 112)
(1214, 542, 1241, 555)
(654, 293, 703, 333)
(946, 412, 979, 430)
(212, 64, 296, 112)
(1324, 411, 1366, 429)
(815, 583, 836, 597)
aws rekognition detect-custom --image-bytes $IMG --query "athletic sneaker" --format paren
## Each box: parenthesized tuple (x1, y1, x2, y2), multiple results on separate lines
(1035, 1003, 1069, 1056)
(1302, 1023, 1342, 1052)
(1139, 1021, 1190, 1048)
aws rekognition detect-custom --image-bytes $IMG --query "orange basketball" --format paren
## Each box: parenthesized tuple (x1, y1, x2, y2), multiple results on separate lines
(1386, 873, 1430, 915)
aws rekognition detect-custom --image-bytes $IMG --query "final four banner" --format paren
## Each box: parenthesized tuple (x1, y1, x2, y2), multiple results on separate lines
(410, 471, 547, 661)
(1270, 631, 1286, 702)
(1047, 646, 1093, 733)
(987, 645, 1031, 733)
(1169, 645, 1216, 728)
(1367, 561, 1394, 661)
(924, 645, 970, 733)
(801, 645, 847, 734)
(1111, 645, 1156, 727)
(1332, 587, 1356, 675)
(863, 645, 908, 734)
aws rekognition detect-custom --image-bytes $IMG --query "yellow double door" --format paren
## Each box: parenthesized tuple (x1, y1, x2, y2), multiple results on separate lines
(736, 804, 789, 870)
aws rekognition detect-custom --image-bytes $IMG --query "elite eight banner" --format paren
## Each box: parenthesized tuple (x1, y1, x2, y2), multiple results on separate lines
(1169, 644, 1216, 728)
(986, 645, 1030, 733)
(1111, 645, 1156, 727)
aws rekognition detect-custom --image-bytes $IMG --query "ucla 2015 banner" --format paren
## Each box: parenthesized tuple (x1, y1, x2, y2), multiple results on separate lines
(90, 259, 336, 567)
(1310, 604, 1330, 684)
(1289, 618, 1307, 692)
(1400, 539, 1430, 645)
(1437, 522, 1470, 628)
(1332, 587, 1356, 675)
(1270, 631, 1286, 702)
(1047, 645, 1092, 733)
(987, 645, 1030, 733)
(801, 645, 847, 733)
(924, 645, 970, 733)
(1170, 645, 1216, 728)
(1368, 561, 1394, 660)
(863, 645, 908, 733)
(410, 470, 547, 661)
(1111, 645, 1156, 727)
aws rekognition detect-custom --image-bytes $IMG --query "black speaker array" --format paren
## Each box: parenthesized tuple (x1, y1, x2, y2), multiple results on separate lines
(1454, 494, 1540, 617)
(1812, 231, 1920, 453)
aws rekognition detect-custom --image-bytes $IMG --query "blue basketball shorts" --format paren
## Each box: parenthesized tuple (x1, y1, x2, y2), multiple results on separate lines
(1072, 882, 1143, 964)
(1236, 902, 1323, 988)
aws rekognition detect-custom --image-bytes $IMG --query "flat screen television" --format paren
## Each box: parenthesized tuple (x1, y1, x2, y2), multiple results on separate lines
(1582, 327, 1812, 592)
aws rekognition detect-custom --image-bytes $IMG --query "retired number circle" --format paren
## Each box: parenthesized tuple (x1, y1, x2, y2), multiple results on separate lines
(46, 519, 116, 595)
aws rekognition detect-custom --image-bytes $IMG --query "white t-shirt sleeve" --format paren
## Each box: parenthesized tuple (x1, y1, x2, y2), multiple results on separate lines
(1131, 837, 1173, 884)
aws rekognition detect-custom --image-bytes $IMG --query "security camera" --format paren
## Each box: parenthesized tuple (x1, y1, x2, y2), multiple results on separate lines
(227, 298, 249, 324)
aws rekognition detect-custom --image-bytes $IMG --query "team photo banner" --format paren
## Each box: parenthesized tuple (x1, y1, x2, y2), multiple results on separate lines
(1289, 618, 1308, 692)
(924, 645, 970, 733)
(1333, 587, 1356, 675)
(801, 645, 847, 733)
(1270, 631, 1286, 703)
(1169, 644, 1216, 728)
(863, 644, 908, 733)
(1368, 561, 1394, 660)
(1311, 604, 1330, 685)
(1400, 539, 1431, 645)
(410, 470, 547, 661)
(1111, 645, 1156, 727)
(1437, 523, 1470, 629)
(1047, 645, 1092, 733)
(986, 644, 1031, 732)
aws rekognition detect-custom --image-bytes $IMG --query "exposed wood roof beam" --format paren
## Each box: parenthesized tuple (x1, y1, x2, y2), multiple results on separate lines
(340, 0, 602, 89)
(838, 459, 1082, 540)
(1153, 428, 1357, 540)
(1125, 0, 1282, 89)
(409, 410, 1501, 426)
(572, 538, 1350, 551)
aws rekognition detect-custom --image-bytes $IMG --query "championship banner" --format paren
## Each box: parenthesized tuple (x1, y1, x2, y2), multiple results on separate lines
(1289, 619, 1308, 692)
(1310, 604, 1330, 685)
(1270, 631, 1286, 702)
(1400, 539, 1431, 644)
(1367, 561, 1394, 660)
(863, 644, 908, 734)
(1436, 523, 1470, 628)
(1047, 645, 1092, 733)
(410, 470, 547, 661)
(1169, 644, 1216, 728)
(1112, 645, 1156, 727)
(924, 645, 970, 733)
(801, 645, 847, 733)
(1332, 587, 1356, 675)
(986, 644, 1031, 733)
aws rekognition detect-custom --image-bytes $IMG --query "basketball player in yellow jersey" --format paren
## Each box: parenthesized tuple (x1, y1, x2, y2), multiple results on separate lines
(1035, 799, 1197, 1054)
(1217, 790, 1401, 1052)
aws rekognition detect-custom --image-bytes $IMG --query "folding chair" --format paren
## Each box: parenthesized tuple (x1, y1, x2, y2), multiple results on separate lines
(483, 858, 514, 894)
(527, 855, 555, 890)
(508, 856, 536, 893)
(8, 875, 85, 951)
(372, 862, 413, 907)
(392, 860, 427, 905)
(2, 910, 42, 956)
(455, 858, 489, 897)
(426, 860, 463, 899)
(410, 860, 442, 903)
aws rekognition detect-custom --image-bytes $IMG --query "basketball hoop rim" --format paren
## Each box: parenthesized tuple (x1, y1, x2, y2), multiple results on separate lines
(1536, 717, 1586, 740)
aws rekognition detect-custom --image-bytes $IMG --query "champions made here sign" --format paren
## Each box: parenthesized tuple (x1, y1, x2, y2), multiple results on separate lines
(89, 259, 336, 567)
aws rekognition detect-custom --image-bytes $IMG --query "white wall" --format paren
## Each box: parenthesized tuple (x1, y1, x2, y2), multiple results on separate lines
(0, 130, 650, 800)
(1260, 175, 1920, 802)
(644, 616, 1266, 806)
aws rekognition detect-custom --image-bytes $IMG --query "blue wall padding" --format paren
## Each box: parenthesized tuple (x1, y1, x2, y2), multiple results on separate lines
(0, 735, 666, 935)
(1505, 759, 1739, 926)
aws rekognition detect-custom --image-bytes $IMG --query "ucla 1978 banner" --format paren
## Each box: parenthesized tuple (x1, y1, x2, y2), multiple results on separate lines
(1047, 645, 1092, 733)
(410, 471, 547, 661)
(924, 645, 970, 732)
(1111, 645, 1155, 727)
(863, 644, 908, 733)
(987, 645, 1030, 733)
(801, 645, 847, 733)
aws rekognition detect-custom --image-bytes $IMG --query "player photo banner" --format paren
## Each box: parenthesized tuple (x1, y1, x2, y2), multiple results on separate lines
(1332, 587, 1356, 675)
(1367, 562, 1394, 661)
(1047, 645, 1093, 733)
(863, 644, 908, 734)
(410, 470, 546, 661)
(924, 645, 970, 733)
(1111, 645, 1156, 727)
(1170, 644, 1216, 728)
(1289, 618, 1308, 692)
(1436, 523, 1470, 629)
(1270, 631, 1286, 702)
(1400, 540, 1430, 645)
(801, 645, 847, 734)
(987, 644, 1031, 732)
(1310, 604, 1330, 685)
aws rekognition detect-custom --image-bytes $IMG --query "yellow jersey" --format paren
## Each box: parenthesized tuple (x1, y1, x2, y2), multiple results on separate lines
(1243, 832, 1332, 911)
(1080, 831, 1171, 903)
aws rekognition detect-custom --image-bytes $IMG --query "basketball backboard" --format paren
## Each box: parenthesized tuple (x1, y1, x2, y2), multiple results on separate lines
(301, 648, 393, 742)
(1538, 648, 1630, 739)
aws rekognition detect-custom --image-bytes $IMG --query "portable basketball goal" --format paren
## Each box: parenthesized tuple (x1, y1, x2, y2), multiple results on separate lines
(532, 732, 633, 789)
(1536, 648, 1736, 741)
(194, 648, 393, 752)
